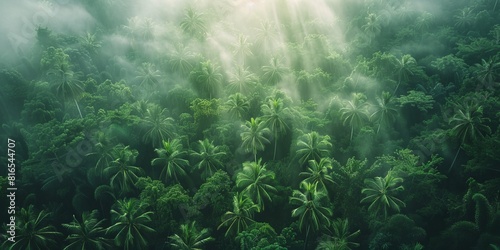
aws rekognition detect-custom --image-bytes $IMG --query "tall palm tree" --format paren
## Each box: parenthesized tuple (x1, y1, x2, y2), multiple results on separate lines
(318, 218, 360, 250)
(232, 34, 253, 62)
(104, 146, 144, 195)
(474, 57, 500, 89)
(151, 139, 189, 184)
(448, 103, 491, 172)
(191, 60, 222, 99)
(225, 93, 250, 120)
(180, 7, 207, 39)
(62, 210, 111, 250)
(142, 104, 176, 148)
(218, 192, 259, 237)
(393, 54, 417, 95)
(5, 205, 62, 250)
(81, 32, 101, 54)
(370, 92, 398, 134)
(261, 57, 287, 85)
(360, 171, 405, 219)
(169, 44, 195, 76)
(168, 221, 214, 250)
(300, 158, 335, 193)
(85, 133, 118, 176)
(106, 199, 155, 250)
(362, 13, 381, 36)
(340, 95, 369, 143)
(295, 131, 332, 166)
(290, 182, 333, 249)
(227, 65, 258, 94)
(240, 118, 271, 162)
(135, 62, 161, 87)
(236, 159, 277, 210)
(48, 58, 84, 118)
(191, 139, 226, 180)
(261, 98, 290, 160)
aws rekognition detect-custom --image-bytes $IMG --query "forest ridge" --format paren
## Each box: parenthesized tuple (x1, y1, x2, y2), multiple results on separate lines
(0, 0, 499, 249)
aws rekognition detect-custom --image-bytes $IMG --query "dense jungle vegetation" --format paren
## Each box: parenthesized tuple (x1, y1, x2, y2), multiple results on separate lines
(1, 0, 500, 249)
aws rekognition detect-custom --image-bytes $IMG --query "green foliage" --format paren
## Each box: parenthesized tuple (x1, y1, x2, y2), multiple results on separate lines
(191, 139, 226, 180)
(236, 159, 277, 210)
(341, 94, 369, 142)
(190, 60, 222, 99)
(473, 193, 493, 232)
(218, 192, 259, 237)
(142, 104, 176, 148)
(395, 90, 434, 112)
(369, 214, 425, 250)
(168, 221, 214, 250)
(225, 93, 250, 120)
(317, 218, 360, 250)
(107, 198, 155, 250)
(190, 98, 221, 133)
(62, 210, 110, 250)
(236, 223, 286, 250)
(361, 171, 405, 219)
(300, 158, 335, 193)
(261, 57, 288, 85)
(295, 131, 332, 166)
(261, 97, 291, 160)
(290, 182, 333, 232)
(180, 7, 207, 39)
(5, 205, 62, 250)
(193, 170, 233, 220)
(240, 118, 271, 162)
(151, 139, 189, 184)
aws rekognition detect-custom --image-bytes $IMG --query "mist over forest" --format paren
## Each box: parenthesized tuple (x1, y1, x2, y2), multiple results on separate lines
(1, 0, 499, 249)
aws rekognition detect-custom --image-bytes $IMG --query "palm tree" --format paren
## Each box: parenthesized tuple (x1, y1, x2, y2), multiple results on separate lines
(169, 44, 195, 76)
(370, 92, 398, 134)
(261, 98, 290, 160)
(218, 192, 259, 237)
(261, 57, 287, 85)
(85, 133, 117, 176)
(135, 62, 161, 87)
(360, 171, 405, 219)
(180, 7, 207, 39)
(151, 139, 189, 184)
(106, 199, 155, 250)
(295, 131, 332, 166)
(474, 57, 500, 89)
(393, 54, 417, 95)
(454, 7, 475, 28)
(48, 58, 84, 118)
(227, 65, 257, 94)
(225, 93, 250, 120)
(300, 158, 335, 193)
(191, 60, 222, 99)
(236, 159, 277, 210)
(81, 32, 101, 54)
(362, 13, 381, 36)
(448, 103, 491, 172)
(240, 117, 271, 162)
(290, 182, 333, 249)
(318, 218, 360, 250)
(191, 139, 226, 180)
(104, 146, 144, 195)
(62, 210, 111, 250)
(340, 95, 369, 143)
(5, 205, 62, 250)
(142, 104, 176, 148)
(232, 34, 253, 62)
(168, 221, 214, 250)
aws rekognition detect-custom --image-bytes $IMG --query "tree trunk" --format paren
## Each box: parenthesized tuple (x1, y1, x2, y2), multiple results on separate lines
(304, 225, 310, 250)
(74, 98, 83, 119)
(273, 131, 278, 160)
(448, 145, 461, 173)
